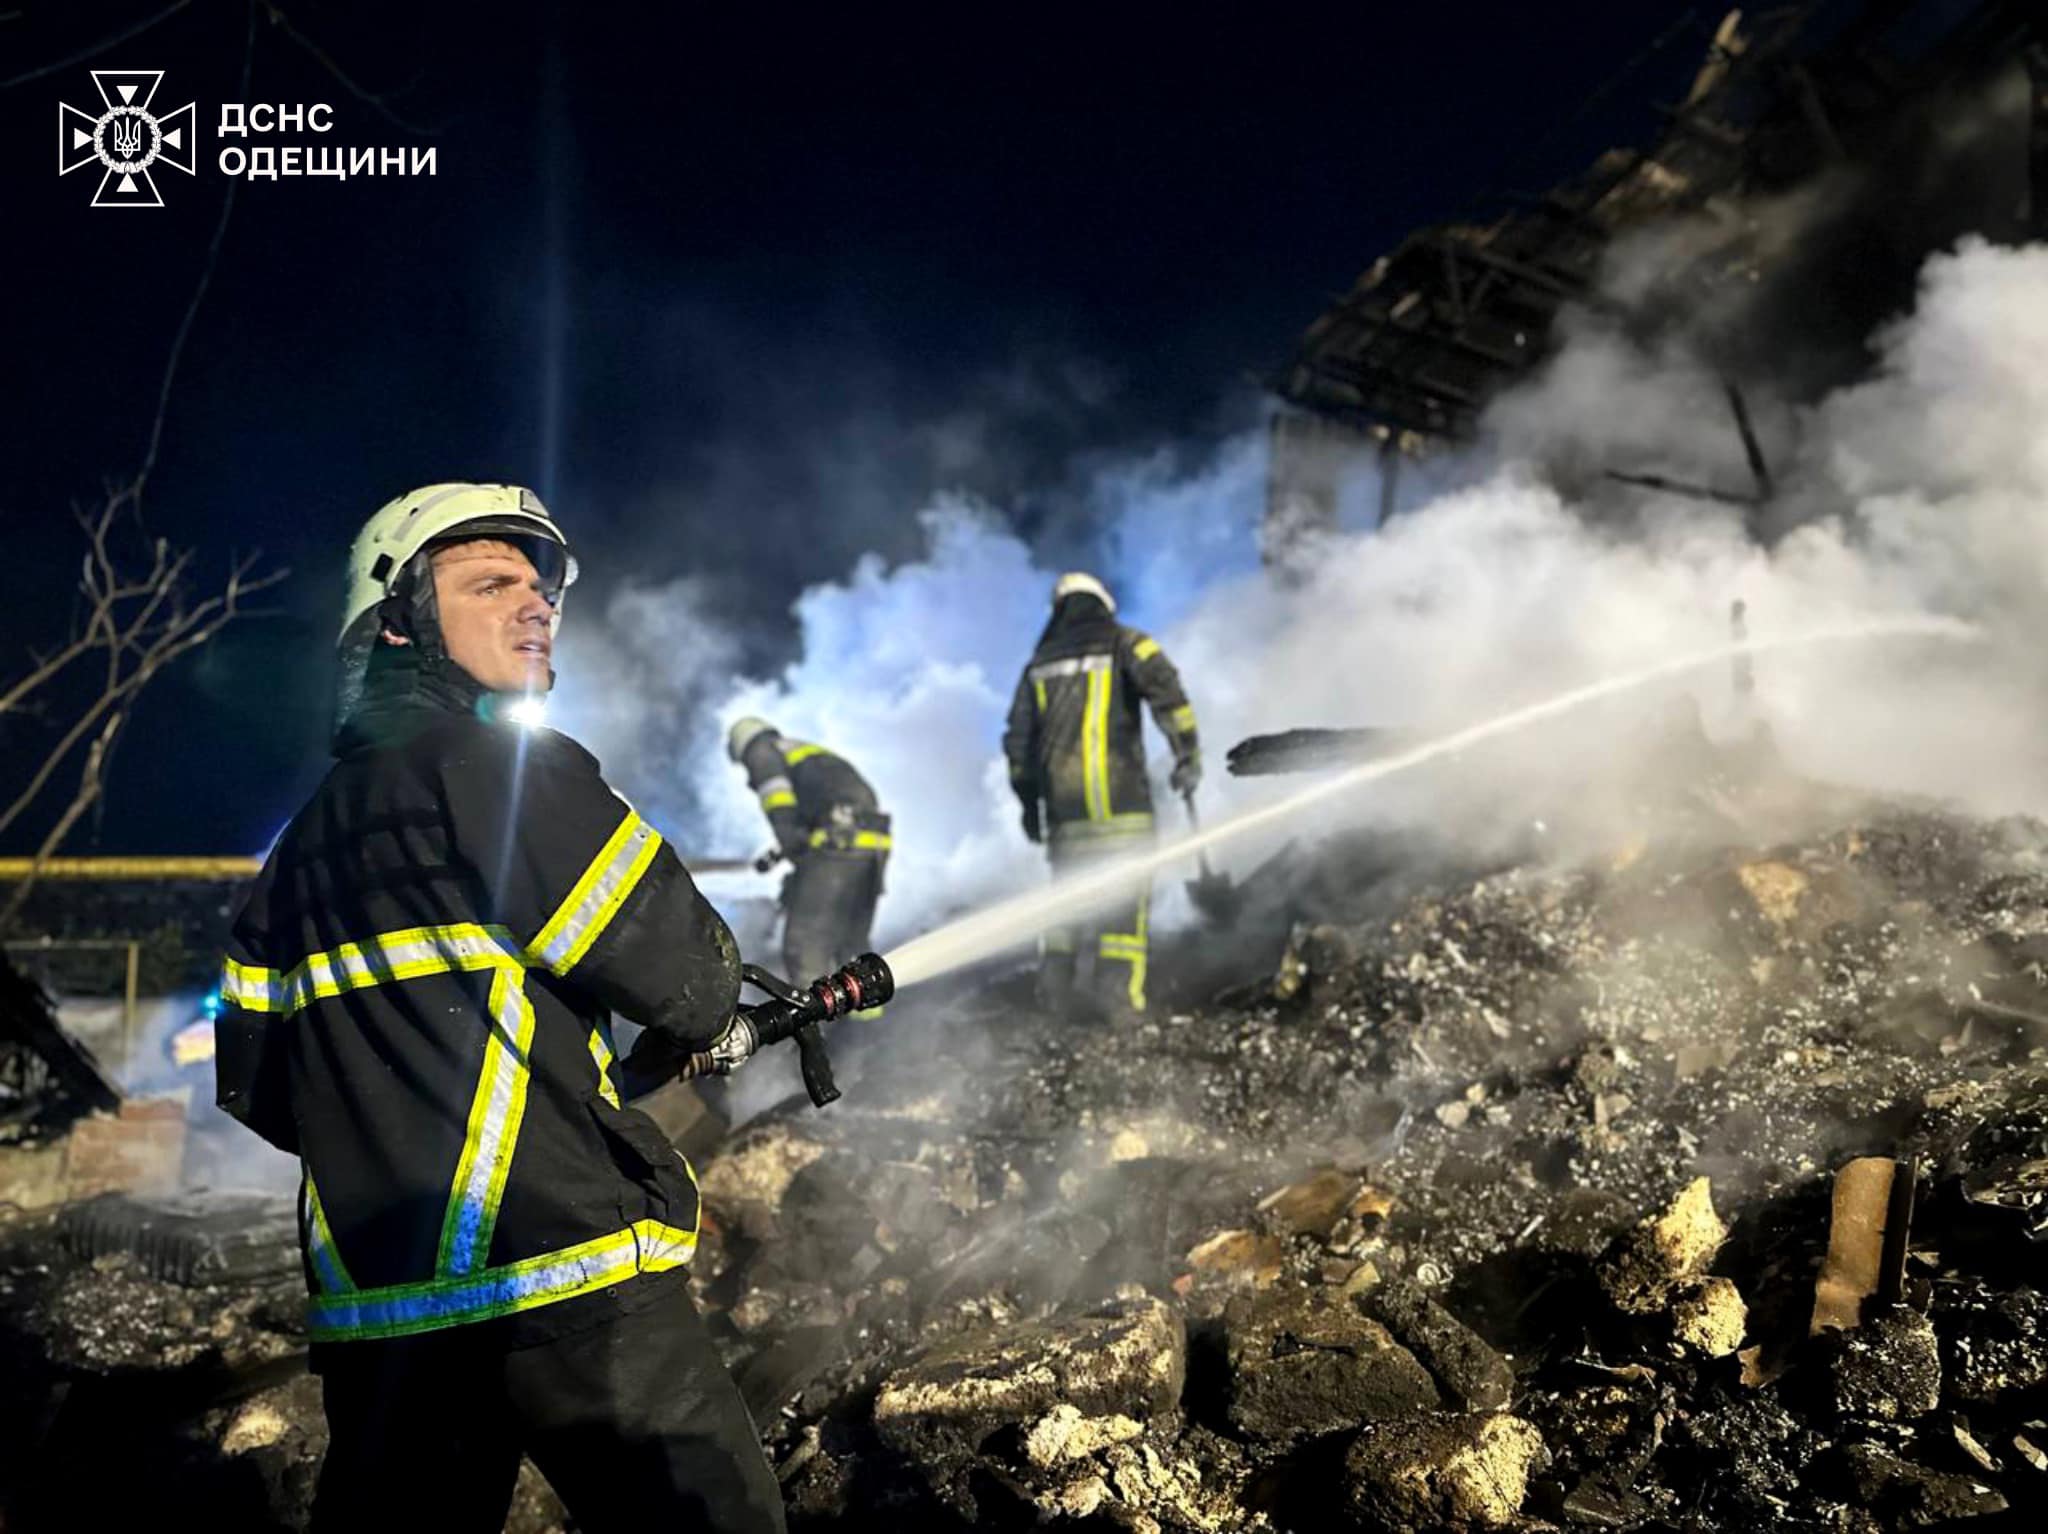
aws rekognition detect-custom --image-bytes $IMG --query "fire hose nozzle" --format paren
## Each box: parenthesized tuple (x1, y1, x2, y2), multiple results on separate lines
(706, 953, 895, 1109)
(807, 951, 894, 1019)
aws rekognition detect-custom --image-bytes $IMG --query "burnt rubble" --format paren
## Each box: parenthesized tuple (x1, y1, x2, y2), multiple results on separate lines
(5, 803, 2048, 1528)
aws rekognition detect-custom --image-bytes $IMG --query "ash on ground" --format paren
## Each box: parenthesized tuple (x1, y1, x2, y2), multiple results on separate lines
(7, 798, 2048, 1531)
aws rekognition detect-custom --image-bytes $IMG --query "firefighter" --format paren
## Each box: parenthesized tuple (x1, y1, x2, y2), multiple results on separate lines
(213, 484, 784, 1533)
(727, 719, 889, 991)
(1002, 571, 1199, 1019)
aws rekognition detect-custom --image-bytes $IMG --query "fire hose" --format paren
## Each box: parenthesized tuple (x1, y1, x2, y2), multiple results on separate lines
(676, 952, 893, 1108)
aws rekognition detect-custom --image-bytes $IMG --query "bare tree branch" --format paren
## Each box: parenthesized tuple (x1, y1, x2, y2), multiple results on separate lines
(0, 4, 275, 927)
(0, 716, 126, 930)
(256, 1, 435, 135)
(0, 543, 283, 846)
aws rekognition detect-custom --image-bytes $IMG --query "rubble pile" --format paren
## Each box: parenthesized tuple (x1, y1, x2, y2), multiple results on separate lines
(725, 806, 2048, 1530)
(4, 805, 2048, 1529)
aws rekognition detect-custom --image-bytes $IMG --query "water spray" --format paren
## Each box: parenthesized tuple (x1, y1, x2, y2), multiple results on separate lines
(882, 617, 1979, 991)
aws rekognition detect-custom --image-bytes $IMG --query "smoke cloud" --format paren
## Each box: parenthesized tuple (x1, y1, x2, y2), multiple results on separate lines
(551, 235, 2048, 963)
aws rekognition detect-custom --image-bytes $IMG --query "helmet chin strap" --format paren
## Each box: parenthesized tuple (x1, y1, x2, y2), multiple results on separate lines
(376, 550, 451, 665)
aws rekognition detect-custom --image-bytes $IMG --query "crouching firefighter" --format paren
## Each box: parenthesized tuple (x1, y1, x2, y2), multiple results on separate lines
(727, 719, 889, 994)
(213, 484, 786, 1534)
(1002, 572, 1199, 1020)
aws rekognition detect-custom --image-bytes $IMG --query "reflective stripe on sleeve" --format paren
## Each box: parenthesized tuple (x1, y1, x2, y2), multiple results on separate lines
(1132, 636, 1161, 661)
(589, 1027, 621, 1110)
(526, 810, 662, 976)
(1170, 704, 1197, 734)
(783, 743, 827, 764)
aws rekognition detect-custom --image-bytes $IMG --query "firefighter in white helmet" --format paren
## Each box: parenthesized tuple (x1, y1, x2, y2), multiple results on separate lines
(1002, 572, 1200, 1020)
(216, 483, 785, 1531)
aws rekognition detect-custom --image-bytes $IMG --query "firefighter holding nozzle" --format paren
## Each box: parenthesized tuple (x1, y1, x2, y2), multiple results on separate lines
(214, 484, 788, 1531)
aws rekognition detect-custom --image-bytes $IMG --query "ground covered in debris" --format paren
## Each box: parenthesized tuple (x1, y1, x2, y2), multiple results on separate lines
(5, 799, 2048, 1530)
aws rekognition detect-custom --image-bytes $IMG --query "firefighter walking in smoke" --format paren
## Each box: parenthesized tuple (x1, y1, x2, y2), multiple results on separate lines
(213, 484, 785, 1532)
(728, 719, 890, 994)
(1003, 571, 1200, 1019)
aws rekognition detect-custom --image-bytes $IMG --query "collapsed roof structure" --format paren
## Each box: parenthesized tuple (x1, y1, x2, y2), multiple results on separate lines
(1264, 0, 2048, 553)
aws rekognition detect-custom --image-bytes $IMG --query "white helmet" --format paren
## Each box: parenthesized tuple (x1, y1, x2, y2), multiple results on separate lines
(1052, 571, 1115, 613)
(336, 483, 575, 733)
(341, 482, 573, 643)
(727, 716, 776, 762)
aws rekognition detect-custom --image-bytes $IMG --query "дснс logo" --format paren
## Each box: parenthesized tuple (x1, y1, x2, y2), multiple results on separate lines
(58, 70, 196, 208)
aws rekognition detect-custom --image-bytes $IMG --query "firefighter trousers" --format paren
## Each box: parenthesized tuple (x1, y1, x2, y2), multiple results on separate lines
(1041, 828, 1152, 1019)
(782, 847, 885, 986)
(309, 1274, 785, 1533)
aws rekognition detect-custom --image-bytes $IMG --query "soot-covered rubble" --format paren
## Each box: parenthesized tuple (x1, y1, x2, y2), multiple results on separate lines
(720, 800, 2048, 1531)
(5, 796, 2048, 1530)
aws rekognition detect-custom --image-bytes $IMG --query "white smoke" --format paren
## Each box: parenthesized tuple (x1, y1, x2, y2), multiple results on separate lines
(552, 236, 2048, 956)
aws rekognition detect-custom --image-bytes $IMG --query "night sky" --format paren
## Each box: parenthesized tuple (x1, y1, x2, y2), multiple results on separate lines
(1, 0, 1709, 856)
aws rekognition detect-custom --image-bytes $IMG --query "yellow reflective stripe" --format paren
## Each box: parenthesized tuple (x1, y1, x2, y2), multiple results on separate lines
(527, 811, 662, 976)
(589, 1027, 620, 1110)
(1170, 704, 1197, 734)
(223, 925, 521, 1017)
(221, 955, 284, 1012)
(436, 963, 537, 1276)
(1097, 934, 1149, 1012)
(306, 1218, 698, 1343)
(1082, 666, 1113, 820)
(1050, 812, 1153, 842)
(1100, 889, 1149, 1009)
(760, 790, 797, 811)
(1033, 678, 1047, 713)
(305, 1171, 355, 1294)
(806, 829, 893, 851)
(1132, 636, 1161, 661)
(783, 743, 827, 764)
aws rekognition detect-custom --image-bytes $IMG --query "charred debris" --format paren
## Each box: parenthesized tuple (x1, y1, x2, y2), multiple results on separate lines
(7, 2, 2048, 1529)
(6, 723, 2048, 1530)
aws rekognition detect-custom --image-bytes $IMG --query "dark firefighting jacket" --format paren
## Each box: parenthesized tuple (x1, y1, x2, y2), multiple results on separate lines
(215, 656, 739, 1348)
(738, 734, 890, 857)
(1002, 594, 1199, 841)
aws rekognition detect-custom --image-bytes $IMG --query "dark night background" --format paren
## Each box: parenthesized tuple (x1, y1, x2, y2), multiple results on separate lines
(0, 0, 1710, 856)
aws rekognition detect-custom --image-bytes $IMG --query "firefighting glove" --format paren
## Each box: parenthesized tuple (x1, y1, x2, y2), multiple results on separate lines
(1020, 799, 1043, 844)
(705, 1012, 759, 1075)
(1170, 754, 1202, 796)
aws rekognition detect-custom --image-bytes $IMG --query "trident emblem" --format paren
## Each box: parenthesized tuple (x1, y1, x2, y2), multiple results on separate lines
(111, 115, 144, 161)
(58, 70, 196, 208)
